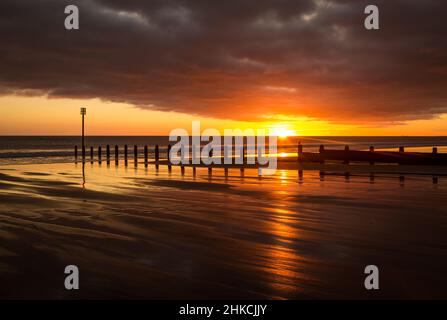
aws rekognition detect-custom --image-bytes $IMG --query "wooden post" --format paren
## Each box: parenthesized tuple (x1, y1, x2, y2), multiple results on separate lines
(167, 144, 172, 171)
(115, 145, 119, 165)
(180, 145, 185, 172)
(369, 146, 375, 165)
(399, 146, 405, 153)
(319, 170, 325, 181)
(344, 145, 350, 165)
(193, 166, 196, 175)
(106, 145, 110, 165)
(370, 173, 375, 183)
(98, 146, 102, 164)
(74, 146, 78, 162)
(344, 171, 350, 181)
(134, 145, 138, 167)
(180, 144, 185, 170)
(433, 176, 439, 184)
(144, 145, 148, 167)
(433, 147, 438, 154)
(90, 146, 94, 164)
(80, 108, 86, 162)
(224, 167, 229, 176)
(298, 169, 303, 180)
(155, 145, 160, 162)
(399, 175, 405, 185)
(155, 145, 159, 169)
(319, 145, 325, 164)
(208, 148, 213, 174)
(298, 142, 303, 163)
(242, 144, 246, 164)
(124, 145, 128, 166)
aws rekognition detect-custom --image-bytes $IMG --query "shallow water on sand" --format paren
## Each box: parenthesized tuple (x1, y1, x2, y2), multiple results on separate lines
(0, 162, 446, 299)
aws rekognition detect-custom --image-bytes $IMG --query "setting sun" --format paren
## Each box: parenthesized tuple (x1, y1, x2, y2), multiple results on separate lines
(269, 126, 297, 139)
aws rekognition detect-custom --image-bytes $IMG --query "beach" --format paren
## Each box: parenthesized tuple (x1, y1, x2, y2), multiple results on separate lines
(0, 161, 446, 299)
(3, 0, 447, 307)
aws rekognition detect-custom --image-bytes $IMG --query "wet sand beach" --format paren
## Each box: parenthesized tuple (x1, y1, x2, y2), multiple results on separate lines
(0, 162, 446, 299)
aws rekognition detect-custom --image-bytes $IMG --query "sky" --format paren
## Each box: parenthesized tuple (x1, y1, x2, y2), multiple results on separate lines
(0, 0, 446, 136)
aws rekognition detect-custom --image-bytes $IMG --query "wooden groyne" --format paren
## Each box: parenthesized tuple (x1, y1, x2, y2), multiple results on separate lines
(298, 144, 447, 166)
(74, 143, 447, 167)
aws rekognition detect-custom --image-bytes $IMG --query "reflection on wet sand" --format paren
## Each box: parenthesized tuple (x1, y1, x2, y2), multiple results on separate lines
(0, 162, 446, 299)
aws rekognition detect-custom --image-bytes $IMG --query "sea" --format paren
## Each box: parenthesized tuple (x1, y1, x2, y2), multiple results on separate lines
(1, 136, 447, 166)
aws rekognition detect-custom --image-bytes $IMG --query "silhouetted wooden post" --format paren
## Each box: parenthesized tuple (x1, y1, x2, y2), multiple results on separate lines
(74, 146, 78, 162)
(115, 145, 119, 165)
(167, 144, 172, 171)
(144, 145, 148, 167)
(370, 173, 375, 183)
(180, 144, 185, 172)
(319, 170, 325, 181)
(193, 166, 196, 175)
(224, 167, 229, 176)
(243, 144, 246, 164)
(344, 171, 350, 181)
(209, 148, 213, 174)
(155, 145, 159, 169)
(433, 176, 439, 184)
(240, 143, 246, 174)
(433, 147, 438, 154)
(124, 145, 128, 166)
(298, 169, 303, 180)
(399, 175, 405, 185)
(369, 146, 375, 165)
(134, 145, 138, 167)
(399, 146, 405, 153)
(90, 146, 94, 164)
(319, 145, 325, 164)
(298, 142, 303, 163)
(82, 146, 86, 163)
(344, 145, 350, 165)
(106, 145, 110, 165)
(98, 146, 102, 164)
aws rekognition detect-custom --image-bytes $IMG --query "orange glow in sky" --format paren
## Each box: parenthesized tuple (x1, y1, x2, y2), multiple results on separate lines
(1, 95, 447, 136)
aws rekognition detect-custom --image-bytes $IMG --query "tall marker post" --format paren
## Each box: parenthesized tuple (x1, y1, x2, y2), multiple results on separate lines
(80, 107, 86, 161)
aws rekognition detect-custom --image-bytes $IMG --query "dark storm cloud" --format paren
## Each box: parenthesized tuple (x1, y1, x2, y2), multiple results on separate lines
(0, 0, 446, 123)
